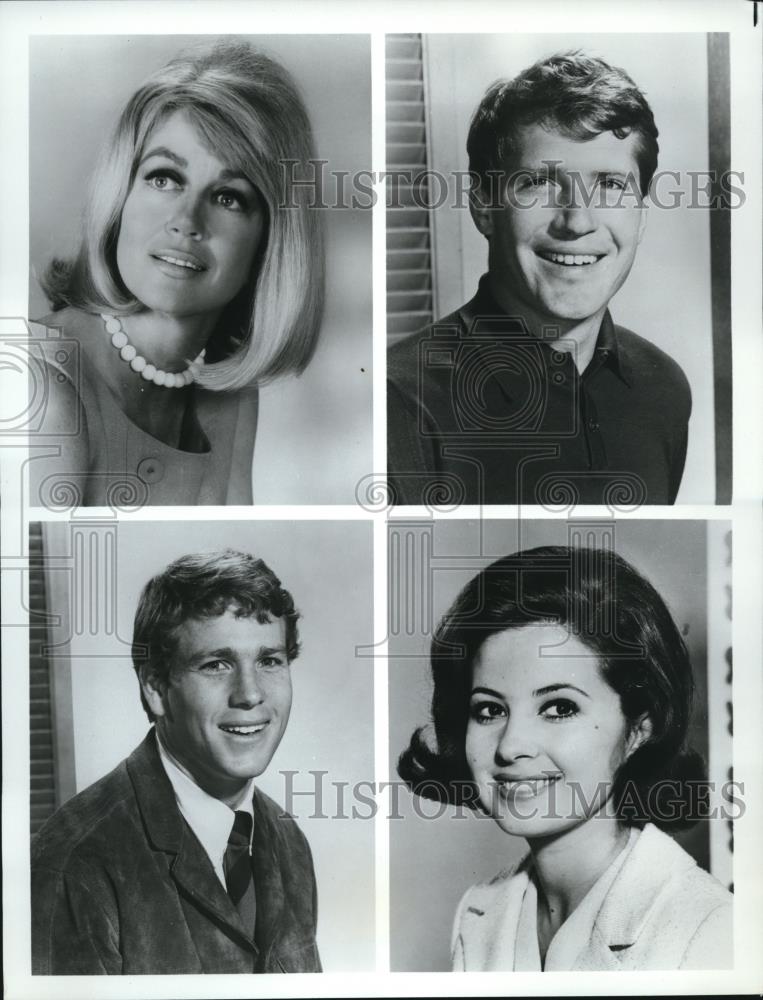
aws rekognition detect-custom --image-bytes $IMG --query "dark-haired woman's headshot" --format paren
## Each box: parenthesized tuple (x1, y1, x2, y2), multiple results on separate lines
(389, 521, 733, 972)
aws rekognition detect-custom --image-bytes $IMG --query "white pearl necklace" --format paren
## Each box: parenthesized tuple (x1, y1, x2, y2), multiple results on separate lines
(100, 314, 205, 389)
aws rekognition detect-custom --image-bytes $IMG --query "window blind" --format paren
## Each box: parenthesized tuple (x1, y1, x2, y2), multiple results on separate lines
(29, 523, 56, 836)
(386, 33, 434, 343)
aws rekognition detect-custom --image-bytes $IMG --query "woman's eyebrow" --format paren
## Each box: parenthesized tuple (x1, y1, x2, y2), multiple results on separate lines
(533, 683, 590, 699)
(138, 150, 254, 188)
(513, 159, 560, 177)
(470, 685, 504, 699)
(140, 146, 187, 168)
(218, 168, 255, 185)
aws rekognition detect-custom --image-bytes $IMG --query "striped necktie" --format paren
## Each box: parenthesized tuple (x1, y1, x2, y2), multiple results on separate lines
(223, 810, 256, 937)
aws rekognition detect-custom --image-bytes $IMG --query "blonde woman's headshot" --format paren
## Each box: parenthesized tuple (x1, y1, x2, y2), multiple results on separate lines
(28, 35, 371, 507)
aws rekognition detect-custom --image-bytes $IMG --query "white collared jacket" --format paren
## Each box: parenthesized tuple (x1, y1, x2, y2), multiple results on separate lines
(452, 823, 733, 971)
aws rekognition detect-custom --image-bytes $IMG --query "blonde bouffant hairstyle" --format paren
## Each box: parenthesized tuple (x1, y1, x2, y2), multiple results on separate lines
(43, 40, 324, 391)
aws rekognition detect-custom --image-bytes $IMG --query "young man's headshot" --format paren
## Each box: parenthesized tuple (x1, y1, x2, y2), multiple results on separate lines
(28, 522, 375, 975)
(32, 549, 320, 974)
(387, 36, 731, 506)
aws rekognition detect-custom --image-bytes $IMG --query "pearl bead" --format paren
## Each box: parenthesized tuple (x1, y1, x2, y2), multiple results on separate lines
(101, 315, 204, 389)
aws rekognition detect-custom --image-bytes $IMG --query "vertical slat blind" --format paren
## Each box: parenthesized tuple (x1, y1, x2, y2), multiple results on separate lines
(29, 523, 56, 835)
(386, 33, 434, 343)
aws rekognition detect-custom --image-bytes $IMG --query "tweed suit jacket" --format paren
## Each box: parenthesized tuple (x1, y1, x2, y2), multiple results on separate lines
(31, 730, 321, 974)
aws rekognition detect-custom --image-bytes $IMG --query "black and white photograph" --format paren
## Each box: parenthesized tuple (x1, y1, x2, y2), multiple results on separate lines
(388, 519, 734, 971)
(27, 34, 371, 507)
(1, 1, 761, 999)
(28, 519, 374, 973)
(387, 34, 732, 506)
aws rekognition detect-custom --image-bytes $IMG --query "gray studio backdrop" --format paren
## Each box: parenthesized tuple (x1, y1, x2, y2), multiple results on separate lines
(388, 519, 727, 972)
(39, 519, 374, 971)
(30, 34, 371, 504)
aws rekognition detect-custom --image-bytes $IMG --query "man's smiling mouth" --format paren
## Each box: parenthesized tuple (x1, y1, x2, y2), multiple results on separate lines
(537, 251, 603, 267)
(219, 723, 267, 736)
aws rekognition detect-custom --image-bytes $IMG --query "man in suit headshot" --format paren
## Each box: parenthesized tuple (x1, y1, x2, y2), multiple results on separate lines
(32, 549, 320, 974)
(388, 52, 691, 506)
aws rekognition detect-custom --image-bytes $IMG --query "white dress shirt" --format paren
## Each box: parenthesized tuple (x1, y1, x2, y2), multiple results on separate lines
(156, 732, 255, 888)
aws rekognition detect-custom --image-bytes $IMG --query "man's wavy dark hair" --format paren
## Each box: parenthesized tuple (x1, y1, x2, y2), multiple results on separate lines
(132, 549, 300, 720)
(398, 545, 706, 830)
(468, 51, 660, 197)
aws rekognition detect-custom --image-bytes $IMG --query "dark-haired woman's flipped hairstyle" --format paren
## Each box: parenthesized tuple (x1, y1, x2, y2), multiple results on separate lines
(398, 545, 706, 830)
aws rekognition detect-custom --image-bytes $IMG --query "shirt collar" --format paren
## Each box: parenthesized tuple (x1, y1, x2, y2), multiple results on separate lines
(464, 273, 632, 386)
(155, 730, 255, 887)
(593, 310, 632, 386)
